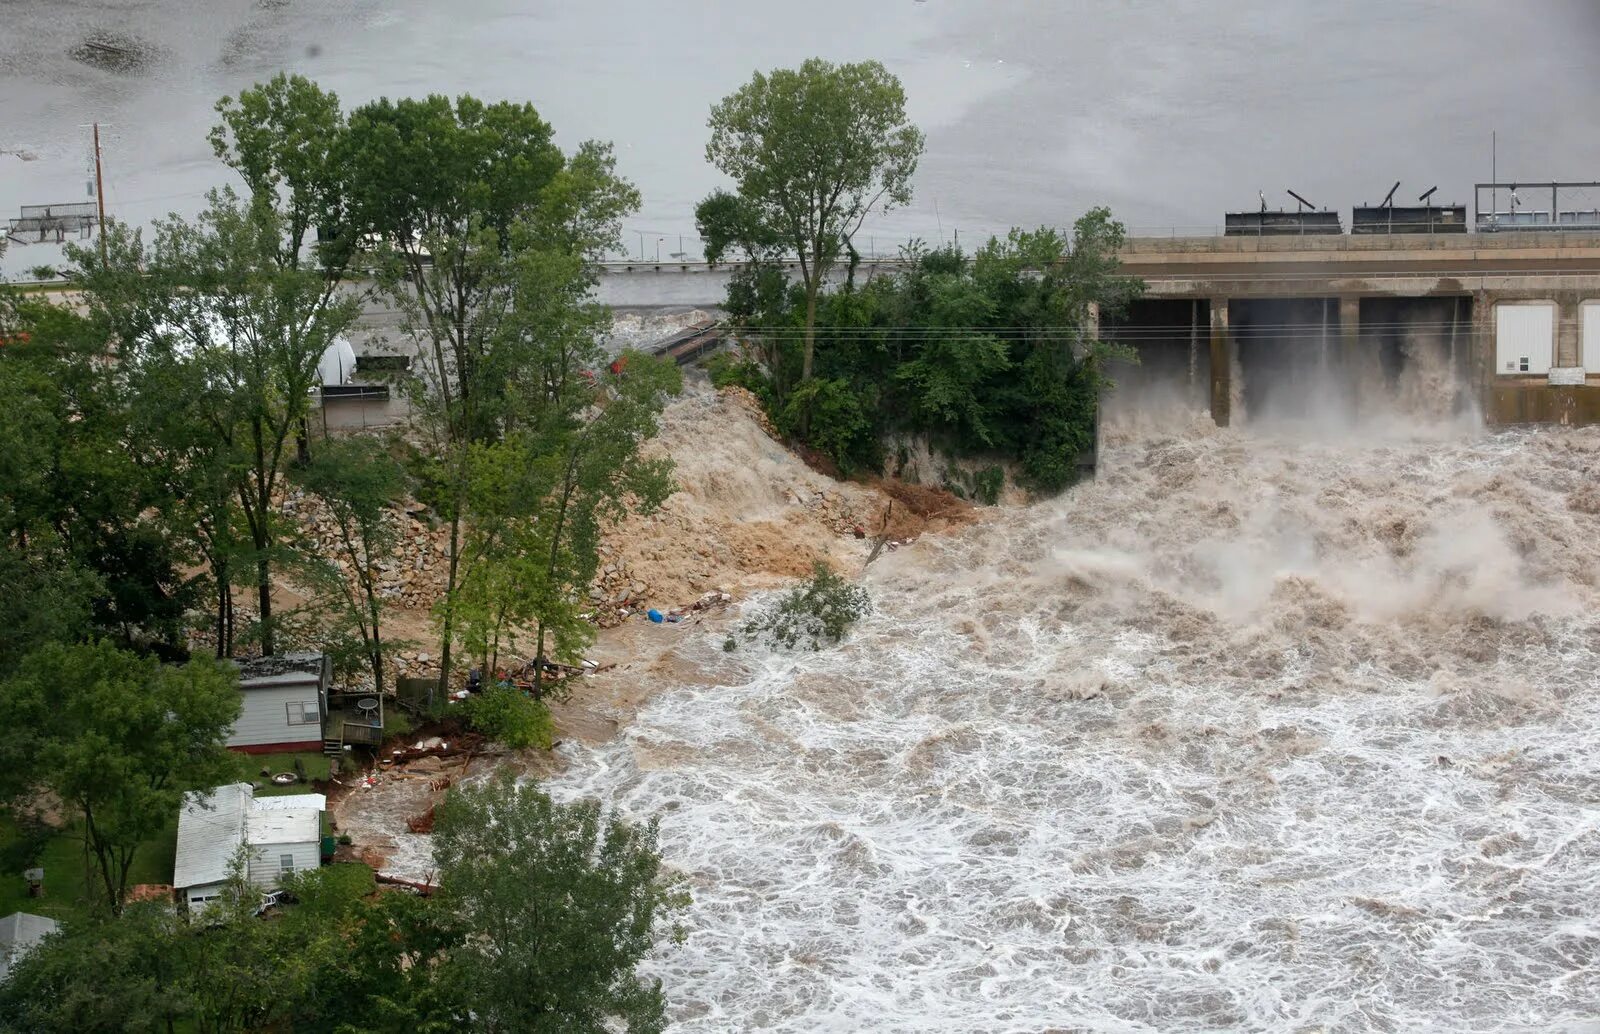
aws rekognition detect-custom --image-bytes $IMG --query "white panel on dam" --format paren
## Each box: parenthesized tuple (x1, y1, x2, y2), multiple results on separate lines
(1582, 301, 1600, 373)
(1494, 302, 1554, 375)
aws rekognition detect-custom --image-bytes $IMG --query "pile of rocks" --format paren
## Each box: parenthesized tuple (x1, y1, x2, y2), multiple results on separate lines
(281, 489, 450, 611)
(586, 544, 654, 628)
(793, 486, 868, 538)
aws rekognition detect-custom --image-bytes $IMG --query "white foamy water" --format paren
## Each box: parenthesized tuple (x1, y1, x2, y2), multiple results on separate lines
(544, 416, 1600, 1033)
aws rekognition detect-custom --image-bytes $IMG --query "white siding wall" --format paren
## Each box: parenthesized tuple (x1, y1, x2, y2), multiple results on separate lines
(247, 841, 320, 889)
(228, 684, 322, 747)
(1582, 301, 1600, 374)
(1495, 302, 1555, 375)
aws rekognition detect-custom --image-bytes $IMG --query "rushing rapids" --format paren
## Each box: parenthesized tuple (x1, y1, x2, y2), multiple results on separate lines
(547, 408, 1600, 1032)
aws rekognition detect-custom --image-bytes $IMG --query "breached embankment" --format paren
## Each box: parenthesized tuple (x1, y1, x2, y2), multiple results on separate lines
(330, 379, 972, 872)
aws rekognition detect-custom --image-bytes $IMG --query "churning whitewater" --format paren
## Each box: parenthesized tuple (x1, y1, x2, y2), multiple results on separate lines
(548, 416, 1600, 1033)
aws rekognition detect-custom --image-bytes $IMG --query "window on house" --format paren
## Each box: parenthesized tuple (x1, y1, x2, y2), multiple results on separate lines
(285, 700, 318, 726)
(1519, 356, 1531, 372)
(280, 854, 295, 875)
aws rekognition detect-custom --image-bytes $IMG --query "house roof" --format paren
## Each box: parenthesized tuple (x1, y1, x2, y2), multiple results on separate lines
(174, 783, 251, 890)
(234, 652, 327, 691)
(174, 784, 325, 890)
(0, 912, 60, 980)
(246, 804, 321, 845)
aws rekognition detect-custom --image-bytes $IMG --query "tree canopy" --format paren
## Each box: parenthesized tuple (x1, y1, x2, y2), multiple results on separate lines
(0, 641, 240, 912)
(713, 213, 1143, 492)
(432, 772, 688, 1033)
(699, 59, 925, 398)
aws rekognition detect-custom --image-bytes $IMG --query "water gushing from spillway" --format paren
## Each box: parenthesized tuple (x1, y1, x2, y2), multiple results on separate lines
(544, 415, 1600, 1032)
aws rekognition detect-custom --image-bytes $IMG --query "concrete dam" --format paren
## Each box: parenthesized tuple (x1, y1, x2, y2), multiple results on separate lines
(592, 231, 1600, 429)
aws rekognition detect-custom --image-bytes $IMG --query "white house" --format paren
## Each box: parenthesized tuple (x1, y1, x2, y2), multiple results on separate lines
(173, 783, 326, 912)
(230, 653, 331, 754)
(0, 912, 59, 981)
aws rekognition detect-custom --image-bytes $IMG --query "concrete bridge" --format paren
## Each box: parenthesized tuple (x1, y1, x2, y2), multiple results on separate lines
(1109, 232, 1600, 426)
(594, 233, 1600, 426)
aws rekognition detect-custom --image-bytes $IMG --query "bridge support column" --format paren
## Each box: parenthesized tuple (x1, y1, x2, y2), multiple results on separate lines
(1209, 298, 1233, 426)
(1556, 298, 1582, 368)
(1472, 293, 1495, 409)
(1339, 296, 1362, 374)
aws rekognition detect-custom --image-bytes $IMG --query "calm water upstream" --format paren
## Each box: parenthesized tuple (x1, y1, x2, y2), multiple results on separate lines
(4, 0, 1599, 275)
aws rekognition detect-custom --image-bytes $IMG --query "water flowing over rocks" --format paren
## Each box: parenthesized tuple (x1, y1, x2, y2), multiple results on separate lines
(537, 415, 1600, 1032)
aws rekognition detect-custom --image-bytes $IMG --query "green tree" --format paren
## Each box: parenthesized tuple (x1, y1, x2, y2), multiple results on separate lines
(701, 59, 924, 398)
(0, 283, 199, 656)
(210, 73, 353, 273)
(0, 902, 194, 1033)
(0, 642, 241, 913)
(344, 93, 640, 692)
(432, 771, 688, 1033)
(972, 215, 1141, 490)
(735, 561, 871, 650)
(116, 193, 360, 654)
(707, 215, 1141, 492)
(456, 346, 679, 700)
(292, 437, 411, 695)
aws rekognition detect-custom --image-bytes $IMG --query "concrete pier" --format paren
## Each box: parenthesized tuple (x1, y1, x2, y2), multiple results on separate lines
(1208, 299, 1233, 426)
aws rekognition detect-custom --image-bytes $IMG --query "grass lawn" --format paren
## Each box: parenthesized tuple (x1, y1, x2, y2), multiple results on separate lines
(235, 751, 332, 797)
(0, 754, 333, 925)
(0, 815, 177, 928)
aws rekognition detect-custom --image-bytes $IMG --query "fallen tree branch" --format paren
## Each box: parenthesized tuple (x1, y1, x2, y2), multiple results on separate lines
(864, 500, 895, 568)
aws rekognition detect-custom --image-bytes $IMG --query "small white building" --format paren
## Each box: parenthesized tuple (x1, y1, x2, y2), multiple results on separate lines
(0, 912, 59, 981)
(230, 653, 331, 754)
(173, 783, 326, 912)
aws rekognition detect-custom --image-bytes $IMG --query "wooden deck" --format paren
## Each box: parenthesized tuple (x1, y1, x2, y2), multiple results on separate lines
(323, 696, 386, 753)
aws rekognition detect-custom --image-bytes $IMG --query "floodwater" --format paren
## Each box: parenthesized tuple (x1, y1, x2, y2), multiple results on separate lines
(5, 0, 1600, 277)
(548, 403, 1600, 1031)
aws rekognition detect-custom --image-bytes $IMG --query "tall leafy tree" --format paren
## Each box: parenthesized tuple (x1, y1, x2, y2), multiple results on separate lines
(0, 641, 240, 913)
(292, 436, 410, 695)
(0, 279, 194, 657)
(0, 902, 194, 1032)
(451, 239, 679, 690)
(699, 59, 924, 399)
(343, 93, 639, 690)
(432, 771, 688, 1033)
(210, 73, 353, 273)
(127, 193, 360, 654)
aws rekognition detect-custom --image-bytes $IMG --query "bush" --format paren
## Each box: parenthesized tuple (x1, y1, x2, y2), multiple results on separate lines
(735, 563, 871, 650)
(384, 708, 415, 740)
(463, 684, 553, 750)
(974, 465, 1005, 506)
(706, 351, 771, 399)
(780, 378, 879, 475)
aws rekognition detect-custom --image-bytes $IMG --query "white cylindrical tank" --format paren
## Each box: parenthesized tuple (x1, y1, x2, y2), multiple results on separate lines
(317, 336, 358, 386)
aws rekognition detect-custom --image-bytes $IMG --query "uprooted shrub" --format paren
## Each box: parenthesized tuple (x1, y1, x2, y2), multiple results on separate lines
(462, 684, 553, 750)
(731, 563, 871, 651)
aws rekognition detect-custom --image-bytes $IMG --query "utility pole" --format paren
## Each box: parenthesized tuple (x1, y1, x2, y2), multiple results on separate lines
(91, 122, 108, 263)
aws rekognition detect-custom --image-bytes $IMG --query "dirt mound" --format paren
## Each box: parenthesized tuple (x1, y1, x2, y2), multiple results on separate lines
(592, 381, 972, 614)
